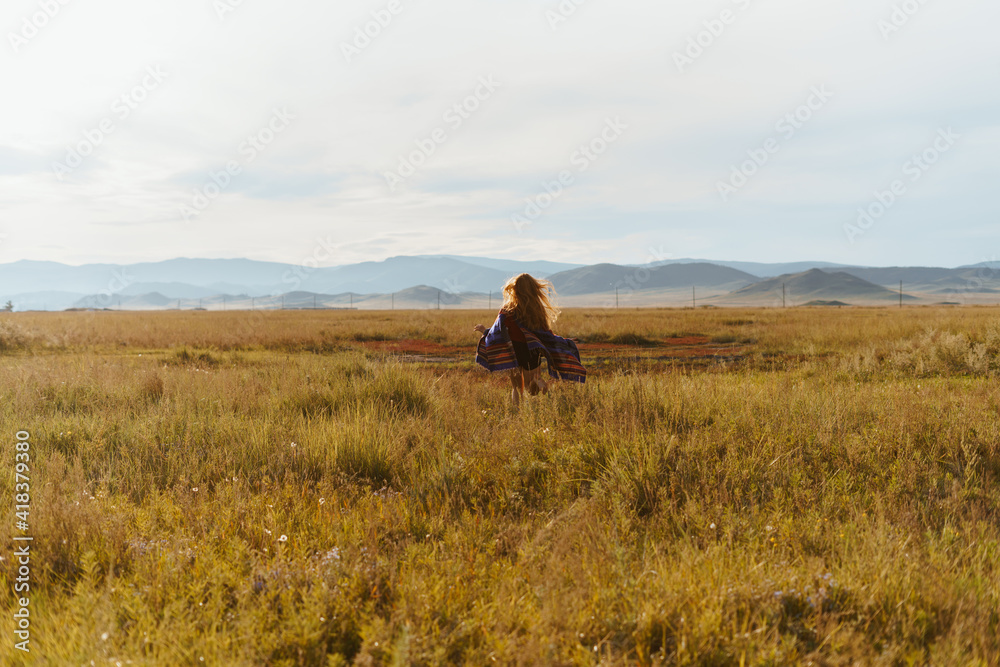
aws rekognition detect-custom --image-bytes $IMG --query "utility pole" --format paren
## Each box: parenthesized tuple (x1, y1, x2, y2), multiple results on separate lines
(615, 286, 619, 309)
(488, 291, 492, 310)
(281, 295, 284, 310)
(437, 291, 441, 310)
(692, 286, 696, 309)
(900, 281, 903, 308)
(782, 283, 786, 309)
(350, 293, 353, 309)
(313, 295, 317, 310)
(223, 296, 226, 311)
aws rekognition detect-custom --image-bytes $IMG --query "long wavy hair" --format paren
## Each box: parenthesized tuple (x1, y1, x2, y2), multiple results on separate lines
(501, 273, 560, 331)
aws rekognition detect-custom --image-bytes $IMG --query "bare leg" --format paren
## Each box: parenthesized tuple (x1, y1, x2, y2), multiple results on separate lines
(508, 368, 523, 408)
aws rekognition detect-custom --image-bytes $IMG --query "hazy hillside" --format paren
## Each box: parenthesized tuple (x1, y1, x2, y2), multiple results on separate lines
(548, 263, 757, 296)
(0, 260, 132, 295)
(727, 269, 916, 304)
(3, 290, 87, 312)
(74, 292, 177, 310)
(119, 282, 223, 299)
(301, 257, 511, 294)
(827, 267, 1000, 294)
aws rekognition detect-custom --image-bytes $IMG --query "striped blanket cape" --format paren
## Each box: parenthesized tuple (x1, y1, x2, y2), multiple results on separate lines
(475, 311, 586, 384)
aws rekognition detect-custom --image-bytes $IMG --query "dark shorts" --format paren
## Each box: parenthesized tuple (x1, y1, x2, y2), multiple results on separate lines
(511, 341, 542, 371)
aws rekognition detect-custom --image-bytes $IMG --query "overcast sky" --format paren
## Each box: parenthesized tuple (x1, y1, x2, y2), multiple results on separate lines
(1, 0, 997, 268)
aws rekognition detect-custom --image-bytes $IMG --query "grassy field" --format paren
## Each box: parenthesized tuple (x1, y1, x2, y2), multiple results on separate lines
(1, 307, 999, 665)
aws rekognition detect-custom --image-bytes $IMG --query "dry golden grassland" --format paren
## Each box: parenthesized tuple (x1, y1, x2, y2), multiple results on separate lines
(1, 307, 999, 665)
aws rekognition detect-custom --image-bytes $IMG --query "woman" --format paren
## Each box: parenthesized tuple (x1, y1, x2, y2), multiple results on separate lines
(474, 273, 586, 407)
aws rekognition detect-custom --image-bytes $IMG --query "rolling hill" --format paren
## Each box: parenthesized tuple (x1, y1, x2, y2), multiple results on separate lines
(725, 269, 916, 305)
(547, 263, 757, 296)
(825, 267, 1000, 295)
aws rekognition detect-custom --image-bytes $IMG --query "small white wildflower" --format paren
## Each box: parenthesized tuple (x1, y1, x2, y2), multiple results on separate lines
(278, 535, 288, 542)
(319, 498, 326, 505)
(101, 632, 110, 641)
(709, 523, 716, 530)
(192, 487, 199, 492)
(264, 529, 272, 535)
(290, 442, 297, 448)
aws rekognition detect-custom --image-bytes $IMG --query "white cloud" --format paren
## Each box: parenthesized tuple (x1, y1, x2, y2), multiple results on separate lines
(1, 0, 997, 267)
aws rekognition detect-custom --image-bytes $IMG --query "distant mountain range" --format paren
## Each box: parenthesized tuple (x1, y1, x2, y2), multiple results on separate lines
(0, 256, 997, 311)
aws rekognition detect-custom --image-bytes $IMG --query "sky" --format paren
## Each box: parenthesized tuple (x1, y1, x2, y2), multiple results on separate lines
(1, 0, 998, 268)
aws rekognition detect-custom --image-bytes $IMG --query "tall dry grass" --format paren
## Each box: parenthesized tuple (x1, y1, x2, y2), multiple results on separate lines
(0, 308, 998, 665)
